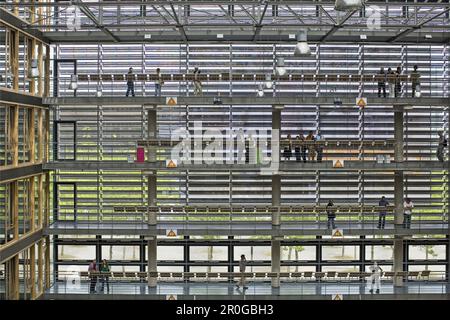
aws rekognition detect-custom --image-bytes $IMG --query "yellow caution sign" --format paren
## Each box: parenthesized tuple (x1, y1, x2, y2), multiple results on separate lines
(166, 159, 178, 168)
(356, 97, 367, 108)
(333, 159, 344, 168)
(332, 294, 343, 300)
(332, 228, 344, 238)
(166, 294, 177, 300)
(166, 97, 178, 105)
(166, 229, 177, 237)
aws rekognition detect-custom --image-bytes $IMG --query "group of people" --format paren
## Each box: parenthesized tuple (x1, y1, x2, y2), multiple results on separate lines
(325, 196, 415, 230)
(88, 259, 111, 293)
(236, 253, 384, 294)
(377, 65, 420, 98)
(125, 67, 203, 97)
(284, 131, 324, 162)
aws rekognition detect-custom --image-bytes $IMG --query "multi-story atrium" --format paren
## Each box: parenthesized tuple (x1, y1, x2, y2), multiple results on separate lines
(0, 0, 449, 301)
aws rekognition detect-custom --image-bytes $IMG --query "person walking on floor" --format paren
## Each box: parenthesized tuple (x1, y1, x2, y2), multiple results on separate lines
(368, 262, 383, 294)
(193, 67, 203, 96)
(377, 67, 387, 98)
(437, 131, 447, 162)
(403, 197, 414, 229)
(155, 68, 164, 97)
(88, 259, 98, 294)
(100, 259, 110, 293)
(377, 196, 389, 229)
(326, 200, 336, 229)
(125, 67, 135, 97)
(236, 254, 248, 290)
(410, 65, 421, 98)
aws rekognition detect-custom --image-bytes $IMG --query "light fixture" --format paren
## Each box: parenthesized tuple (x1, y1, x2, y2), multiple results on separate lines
(29, 59, 39, 78)
(257, 84, 264, 97)
(217, 34, 224, 39)
(144, 34, 152, 39)
(275, 57, 286, 76)
(96, 86, 102, 97)
(69, 74, 78, 90)
(425, 34, 432, 39)
(360, 34, 367, 40)
(294, 30, 311, 57)
(334, 0, 363, 11)
(265, 74, 273, 89)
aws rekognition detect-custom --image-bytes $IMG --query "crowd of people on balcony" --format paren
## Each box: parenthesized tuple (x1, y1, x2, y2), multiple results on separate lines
(377, 65, 421, 98)
(123, 66, 425, 98)
(283, 131, 324, 163)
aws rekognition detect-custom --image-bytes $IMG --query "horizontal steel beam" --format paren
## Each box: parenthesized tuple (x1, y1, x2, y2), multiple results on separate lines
(8, 1, 450, 7)
(42, 96, 450, 107)
(44, 221, 449, 236)
(40, 29, 450, 44)
(43, 161, 449, 172)
(0, 229, 44, 263)
(0, 89, 46, 108)
(0, 8, 49, 43)
(0, 163, 44, 184)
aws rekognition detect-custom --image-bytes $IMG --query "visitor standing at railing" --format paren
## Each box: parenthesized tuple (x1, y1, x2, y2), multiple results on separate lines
(193, 67, 203, 96)
(283, 134, 292, 161)
(395, 66, 402, 98)
(295, 134, 302, 162)
(236, 254, 248, 290)
(88, 260, 98, 294)
(316, 131, 323, 162)
(326, 200, 336, 229)
(437, 131, 447, 162)
(125, 67, 135, 97)
(155, 68, 164, 97)
(387, 67, 396, 98)
(377, 67, 387, 98)
(368, 262, 383, 294)
(403, 198, 414, 229)
(377, 196, 389, 229)
(100, 259, 110, 293)
(410, 65, 421, 98)
(306, 131, 316, 162)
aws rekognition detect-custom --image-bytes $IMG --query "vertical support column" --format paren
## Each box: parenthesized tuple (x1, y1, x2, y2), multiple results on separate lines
(6, 256, 20, 300)
(147, 106, 158, 287)
(29, 176, 35, 231)
(44, 45, 50, 97)
(11, 106, 19, 166)
(38, 43, 44, 96)
(393, 109, 404, 287)
(11, 29, 19, 91)
(30, 244, 36, 299)
(271, 106, 282, 288)
(28, 108, 36, 163)
(37, 109, 43, 162)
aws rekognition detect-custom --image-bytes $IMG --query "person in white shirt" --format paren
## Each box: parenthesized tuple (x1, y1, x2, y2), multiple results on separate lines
(155, 68, 164, 97)
(236, 254, 248, 290)
(403, 197, 414, 229)
(368, 262, 383, 294)
(193, 67, 202, 96)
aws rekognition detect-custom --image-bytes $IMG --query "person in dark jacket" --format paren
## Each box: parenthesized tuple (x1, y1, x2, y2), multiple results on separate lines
(395, 66, 402, 97)
(377, 67, 386, 98)
(410, 65, 420, 98)
(326, 200, 336, 229)
(100, 259, 110, 293)
(378, 196, 389, 229)
(284, 134, 292, 161)
(125, 67, 135, 97)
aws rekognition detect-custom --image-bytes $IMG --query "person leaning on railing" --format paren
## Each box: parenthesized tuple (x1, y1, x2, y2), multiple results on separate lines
(125, 67, 135, 97)
(100, 259, 110, 293)
(377, 196, 389, 229)
(410, 65, 421, 98)
(403, 197, 414, 229)
(315, 131, 324, 162)
(326, 200, 336, 229)
(306, 131, 316, 162)
(88, 259, 98, 294)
